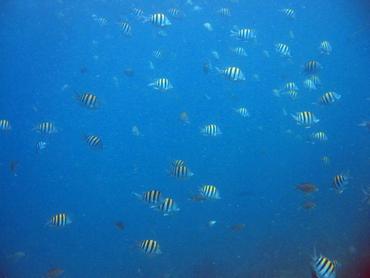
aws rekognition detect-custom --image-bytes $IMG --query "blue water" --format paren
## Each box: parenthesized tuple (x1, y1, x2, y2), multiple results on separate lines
(0, 0, 370, 277)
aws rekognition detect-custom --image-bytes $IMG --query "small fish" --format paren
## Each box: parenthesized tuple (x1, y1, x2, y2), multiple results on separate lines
(296, 183, 318, 194)
(312, 254, 337, 278)
(6, 251, 26, 262)
(216, 66, 245, 81)
(167, 8, 184, 19)
(119, 21, 132, 36)
(200, 185, 220, 199)
(309, 75, 321, 87)
(179, 112, 190, 124)
(285, 90, 298, 100)
(203, 22, 213, 31)
(155, 197, 179, 215)
(280, 8, 295, 19)
(10, 160, 18, 176)
(230, 223, 246, 232)
(333, 174, 349, 193)
(77, 92, 99, 108)
(275, 43, 291, 57)
(362, 186, 370, 205)
(0, 119, 11, 130)
(208, 220, 217, 227)
(319, 41, 332, 55)
(217, 8, 231, 16)
(203, 62, 212, 74)
(230, 47, 247, 57)
(123, 68, 134, 77)
(132, 8, 144, 19)
(303, 79, 317, 90)
(311, 131, 328, 142)
(230, 27, 256, 41)
(47, 213, 72, 227)
(115, 221, 125, 231)
(284, 82, 299, 91)
(303, 60, 322, 75)
(358, 121, 370, 130)
(200, 124, 222, 136)
(301, 201, 317, 210)
(36, 141, 47, 153)
(140, 239, 162, 255)
(34, 122, 58, 134)
(45, 267, 65, 278)
(291, 111, 319, 128)
(85, 135, 103, 149)
(152, 49, 162, 59)
(132, 125, 141, 136)
(144, 13, 171, 27)
(170, 164, 194, 178)
(134, 190, 162, 204)
(319, 92, 341, 105)
(234, 107, 249, 118)
(321, 156, 331, 166)
(211, 50, 220, 60)
(148, 78, 173, 92)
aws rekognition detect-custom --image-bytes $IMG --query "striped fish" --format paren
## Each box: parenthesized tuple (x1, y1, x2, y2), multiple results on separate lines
(275, 43, 291, 57)
(47, 213, 72, 227)
(78, 92, 98, 108)
(280, 8, 296, 19)
(156, 197, 179, 215)
(217, 8, 231, 16)
(321, 156, 331, 166)
(303, 60, 322, 75)
(309, 75, 321, 87)
(333, 174, 349, 194)
(230, 27, 256, 41)
(217, 66, 245, 81)
(285, 90, 298, 100)
(291, 112, 319, 127)
(119, 21, 132, 36)
(142, 189, 162, 204)
(284, 82, 299, 91)
(167, 8, 183, 18)
(319, 41, 332, 55)
(319, 92, 341, 105)
(170, 164, 194, 178)
(132, 8, 144, 19)
(201, 124, 222, 136)
(152, 49, 162, 59)
(200, 185, 220, 199)
(148, 78, 173, 92)
(311, 131, 328, 142)
(171, 159, 186, 168)
(145, 13, 171, 27)
(230, 47, 247, 57)
(34, 122, 58, 134)
(312, 255, 336, 278)
(234, 107, 249, 118)
(85, 135, 103, 149)
(303, 79, 317, 90)
(140, 239, 162, 255)
(0, 119, 11, 131)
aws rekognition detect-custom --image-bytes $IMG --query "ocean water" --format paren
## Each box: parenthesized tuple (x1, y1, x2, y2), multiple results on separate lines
(0, 0, 369, 277)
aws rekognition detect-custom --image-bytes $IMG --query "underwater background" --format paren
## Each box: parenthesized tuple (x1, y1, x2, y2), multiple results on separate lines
(0, 0, 369, 277)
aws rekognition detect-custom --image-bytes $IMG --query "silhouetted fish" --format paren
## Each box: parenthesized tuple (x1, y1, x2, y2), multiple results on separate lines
(45, 267, 64, 278)
(115, 222, 125, 231)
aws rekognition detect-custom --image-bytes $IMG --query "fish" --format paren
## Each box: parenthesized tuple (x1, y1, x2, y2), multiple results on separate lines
(216, 66, 245, 81)
(123, 68, 134, 77)
(0, 119, 11, 130)
(362, 186, 370, 205)
(211, 50, 220, 60)
(144, 13, 171, 27)
(275, 43, 291, 57)
(304, 79, 317, 91)
(311, 254, 337, 278)
(133, 189, 162, 204)
(311, 131, 328, 142)
(45, 267, 64, 278)
(119, 21, 132, 36)
(167, 8, 184, 19)
(203, 62, 212, 74)
(6, 251, 26, 262)
(203, 22, 213, 31)
(200, 124, 222, 136)
(155, 197, 180, 215)
(358, 121, 370, 130)
(200, 185, 220, 199)
(234, 107, 249, 118)
(36, 141, 47, 153)
(85, 135, 103, 149)
(132, 8, 144, 19)
(47, 213, 72, 227)
(296, 183, 318, 194)
(309, 75, 322, 87)
(208, 220, 217, 227)
(280, 8, 296, 19)
(152, 49, 162, 59)
(170, 164, 194, 178)
(140, 239, 162, 255)
(179, 112, 190, 124)
(303, 60, 322, 75)
(284, 82, 299, 91)
(34, 122, 58, 134)
(132, 125, 141, 136)
(285, 90, 298, 100)
(77, 92, 99, 108)
(333, 174, 349, 194)
(230, 47, 247, 57)
(301, 201, 317, 210)
(321, 156, 331, 166)
(148, 78, 173, 92)
(291, 111, 319, 128)
(230, 27, 256, 41)
(319, 41, 332, 55)
(319, 92, 341, 105)
(230, 223, 246, 232)
(217, 8, 231, 16)
(9, 160, 18, 176)
(115, 221, 125, 231)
